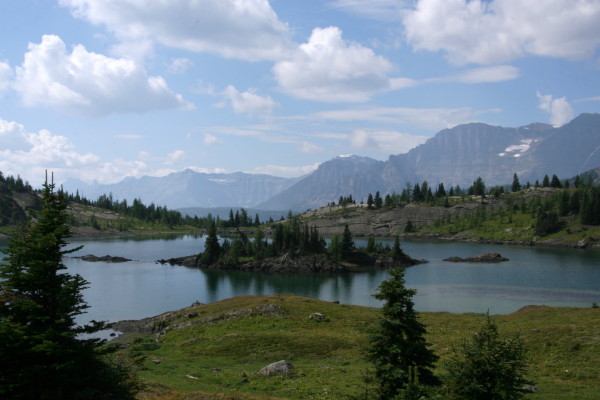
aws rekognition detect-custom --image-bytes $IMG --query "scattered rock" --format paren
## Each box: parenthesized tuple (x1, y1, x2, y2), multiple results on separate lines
(186, 375, 198, 380)
(185, 312, 198, 318)
(309, 312, 325, 321)
(240, 377, 249, 383)
(211, 368, 222, 372)
(258, 360, 294, 376)
(443, 252, 509, 263)
(152, 359, 161, 364)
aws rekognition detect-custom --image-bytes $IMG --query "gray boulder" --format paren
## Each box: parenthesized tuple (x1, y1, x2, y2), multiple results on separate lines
(258, 360, 294, 376)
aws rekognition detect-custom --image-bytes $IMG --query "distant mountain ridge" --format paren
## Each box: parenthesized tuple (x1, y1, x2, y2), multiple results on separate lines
(64, 113, 600, 212)
(64, 169, 300, 210)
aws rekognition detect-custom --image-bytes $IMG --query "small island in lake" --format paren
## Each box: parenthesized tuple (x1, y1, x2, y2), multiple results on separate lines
(161, 219, 425, 273)
(76, 254, 133, 263)
(443, 252, 509, 263)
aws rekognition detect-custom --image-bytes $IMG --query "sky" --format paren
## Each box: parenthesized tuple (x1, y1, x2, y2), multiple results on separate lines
(1, 0, 599, 187)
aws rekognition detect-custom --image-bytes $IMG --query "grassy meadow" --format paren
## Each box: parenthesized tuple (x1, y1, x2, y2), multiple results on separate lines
(119, 295, 600, 400)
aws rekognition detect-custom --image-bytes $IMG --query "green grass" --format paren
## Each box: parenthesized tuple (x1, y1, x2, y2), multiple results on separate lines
(121, 295, 600, 400)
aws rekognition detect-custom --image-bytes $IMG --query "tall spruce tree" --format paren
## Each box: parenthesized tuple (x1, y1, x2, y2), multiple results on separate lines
(511, 173, 521, 192)
(201, 219, 221, 265)
(0, 174, 135, 399)
(368, 267, 439, 399)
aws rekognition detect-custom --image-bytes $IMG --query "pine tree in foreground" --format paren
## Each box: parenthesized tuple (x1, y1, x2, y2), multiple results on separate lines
(0, 174, 136, 399)
(367, 267, 439, 400)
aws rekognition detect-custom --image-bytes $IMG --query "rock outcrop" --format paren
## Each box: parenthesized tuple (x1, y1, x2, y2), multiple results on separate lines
(443, 252, 509, 263)
(78, 254, 132, 263)
(258, 360, 294, 376)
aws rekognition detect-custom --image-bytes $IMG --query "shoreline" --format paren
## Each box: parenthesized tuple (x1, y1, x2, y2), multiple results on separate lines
(3, 225, 598, 251)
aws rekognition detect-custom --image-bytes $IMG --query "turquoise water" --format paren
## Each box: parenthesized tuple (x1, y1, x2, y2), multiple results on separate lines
(3, 234, 600, 322)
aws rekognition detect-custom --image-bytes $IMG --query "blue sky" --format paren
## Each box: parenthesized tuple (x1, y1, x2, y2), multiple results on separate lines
(0, 0, 599, 186)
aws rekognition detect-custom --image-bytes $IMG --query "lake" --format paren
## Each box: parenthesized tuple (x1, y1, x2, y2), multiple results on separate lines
(2, 234, 600, 324)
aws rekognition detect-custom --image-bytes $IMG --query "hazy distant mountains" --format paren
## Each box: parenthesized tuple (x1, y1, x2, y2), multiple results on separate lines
(64, 170, 300, 210)
(64, 113, 600, 212)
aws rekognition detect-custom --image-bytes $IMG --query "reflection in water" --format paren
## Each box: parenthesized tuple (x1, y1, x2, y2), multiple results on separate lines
(3, 234, 600, 323)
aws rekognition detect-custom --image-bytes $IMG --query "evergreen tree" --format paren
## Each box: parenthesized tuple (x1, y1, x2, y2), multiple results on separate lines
(368, 267, 439, 400)
(442, 314, 530, 400)
(550, 174, 562, 188)
(471, 177, 486, 197)
(511, 173, 521, 192)
(436, 182, 446, 198)
(404, 219, 416, 233)
(201, 219, 221, 265)
(367, 193, 374, 209)
(412, 183, 422, 202)
(374, 191, 383, 209)
(366, 236, 376, 253)
(341, 224, 355, 259)
(392, 236, 411, 265)
(0, 175, 136, 399)
(542, 175, 550, 187)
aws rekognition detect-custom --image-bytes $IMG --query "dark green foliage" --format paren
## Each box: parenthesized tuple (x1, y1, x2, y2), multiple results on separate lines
(366, 236, 376, 253)
(201, 219, 221, 265)
(339, 195, 355, 207)
(436, 182, 446, 198)
(550, 174, 562, 188)
(367, 193, 374, 209)
(442, 314, 530, 400)
(511, 173, 521, 192)
(542, 175, 550, 187)
(469, 177, 486, 197)
(368, 267, 439, 400)
(392, 236, 412, 265)
(0, 176, 136, 399)
(341, 223, 355, 259)
(535, 210, 562, 236)
(580, 186, 600, 225)
(404, 219, 416, 233)
(374, 191, 383, 209)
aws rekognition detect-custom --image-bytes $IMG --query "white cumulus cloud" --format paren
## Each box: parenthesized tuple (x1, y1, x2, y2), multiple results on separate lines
(223, 85, 278, 115)
(204, 133, 222, 146)
(537, 92, 574, 127)
(298, 141, 325, 153)
(249, 163, 320, 178)
(0, 117, 101, 184)
(350, 129, 428, 154)
(59, 0, 292, 62)
(12, 35, 192, 117)
(273, 26, 395, 102)
(164, 150, 186, 165)
(167, 58, 193, 74)
(403, 0, 600, 65)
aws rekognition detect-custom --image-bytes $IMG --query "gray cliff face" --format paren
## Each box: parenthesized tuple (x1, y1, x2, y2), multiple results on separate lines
(391, 122, 552, 189)
(257, 155, 386, 211)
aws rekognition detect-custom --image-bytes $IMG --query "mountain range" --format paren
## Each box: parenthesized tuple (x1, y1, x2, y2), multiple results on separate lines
(63, 113, 600, 213)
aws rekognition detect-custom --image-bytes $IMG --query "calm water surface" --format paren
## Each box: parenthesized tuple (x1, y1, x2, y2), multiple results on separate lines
(3, 234, 600, 323)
